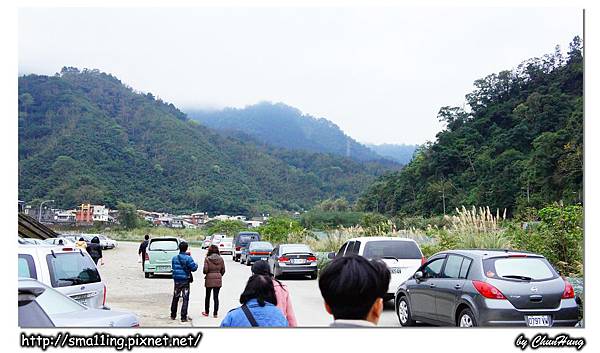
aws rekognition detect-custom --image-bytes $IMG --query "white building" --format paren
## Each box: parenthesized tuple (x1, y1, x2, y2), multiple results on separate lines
(92, 205, 109, 222)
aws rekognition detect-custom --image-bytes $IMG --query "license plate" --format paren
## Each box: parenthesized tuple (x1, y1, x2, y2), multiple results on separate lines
(157, 266, 170, 271)
(291, 259, 306, 264)
(76, 299, 88, 306)
(526, 315, 551, 327)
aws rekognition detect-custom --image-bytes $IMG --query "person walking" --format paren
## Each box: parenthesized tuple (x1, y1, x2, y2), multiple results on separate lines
(138, 234, 150, 272)
(220, 274, 288, 327)
(75, 237, 87, 250)
(251, 260, 298, 326)
(86, 236, 104, 266)
(170, 241, 198, 322)
(202, 245, 225, 318)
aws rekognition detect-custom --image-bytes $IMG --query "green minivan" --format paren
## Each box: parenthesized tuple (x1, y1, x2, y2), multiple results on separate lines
(144, 237, 181, 278)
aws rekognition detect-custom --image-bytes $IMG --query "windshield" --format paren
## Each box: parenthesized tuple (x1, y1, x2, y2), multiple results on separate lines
(249, 241, 273, 250)
(362, 240, 422, 259)
(483, 257, 557, 281)
(238, 235, 259, 245)
(149, 240, 179, 251)
(281, 244, 311, 254)
(46, 252, 101, 288)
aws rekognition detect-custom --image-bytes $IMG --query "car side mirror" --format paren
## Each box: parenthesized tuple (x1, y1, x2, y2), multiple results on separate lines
(327, 252, 335, 259)
(414, 271, 424, 280)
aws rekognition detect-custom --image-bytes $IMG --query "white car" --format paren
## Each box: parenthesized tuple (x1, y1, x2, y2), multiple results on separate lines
(19, 278, 139, 327)
(97, 235, 118, 249)
(43, 237, 77, 246)
(217, 237, 234, 255)
(210, 234, 225, 246)
(331, 237, 425, 300)
(18, 242, 107, 309)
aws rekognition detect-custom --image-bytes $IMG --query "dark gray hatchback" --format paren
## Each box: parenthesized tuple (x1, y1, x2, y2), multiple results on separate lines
(395, 249, 579, 327)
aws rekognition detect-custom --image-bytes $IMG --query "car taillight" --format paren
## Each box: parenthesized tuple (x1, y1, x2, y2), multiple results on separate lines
(131, 323, 140, 328)
(472, 280, 506, 299)
(103, 284, 107, 306)
(307, 256, 317, 261)
(421, 256, 427, 265)
(508, 254, 528, 257)
(220, 244, 224, 247)
(144, 253, 149, 261)
(278, 256, 289, 262)
(562, 279, 575, 299)
(236, 246, 241, 251)
(62, 247, 74, 251)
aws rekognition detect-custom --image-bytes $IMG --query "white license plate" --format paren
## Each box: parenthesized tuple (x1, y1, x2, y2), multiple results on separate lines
(291, 259, 306, 264)
(76, 299, 88, 306)
(157, 266, 170, 271)
(526, 315, 550, 327)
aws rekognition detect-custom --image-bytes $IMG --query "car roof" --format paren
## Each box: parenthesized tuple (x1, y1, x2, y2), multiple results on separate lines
(346, 236, 419, 243)
(436, 249, 540, 259)
(150, 237, 179, 241)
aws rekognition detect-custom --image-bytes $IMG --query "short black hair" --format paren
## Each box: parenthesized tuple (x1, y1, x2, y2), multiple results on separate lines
(318, 254, 390, 320)
(240, 274, 277, 307)
(144, 234, 150, 240)
(179, 241, 188, 253)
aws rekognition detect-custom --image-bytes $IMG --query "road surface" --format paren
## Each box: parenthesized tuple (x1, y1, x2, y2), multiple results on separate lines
(100, 241, 400, 327)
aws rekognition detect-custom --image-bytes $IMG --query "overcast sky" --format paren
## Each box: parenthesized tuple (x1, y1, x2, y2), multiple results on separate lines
(19, 7, 582, 145)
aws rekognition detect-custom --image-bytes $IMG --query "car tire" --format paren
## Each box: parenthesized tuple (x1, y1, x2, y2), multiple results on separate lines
(310, 272, 317, 280)
(246, 258, 251, 266)
(457, 307, 478, 327)
(144, 272, 149, 278)
(396, 296, 415, 327)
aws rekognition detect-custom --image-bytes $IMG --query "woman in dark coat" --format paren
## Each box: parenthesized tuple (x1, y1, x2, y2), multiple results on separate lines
(87, 236, 104, 266)
(203, 245, 225, 317)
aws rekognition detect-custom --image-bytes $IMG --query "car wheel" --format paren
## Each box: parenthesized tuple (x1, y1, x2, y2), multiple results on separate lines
(310, 272, 317, 280)
(246, 258, 251, 266)
(458, 308, 477, 327)
(396, 296, 415, 327)
(144, 272, 149, 278)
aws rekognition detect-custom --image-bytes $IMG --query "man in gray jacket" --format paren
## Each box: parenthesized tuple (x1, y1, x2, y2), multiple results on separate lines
(318, 255, 390, 327)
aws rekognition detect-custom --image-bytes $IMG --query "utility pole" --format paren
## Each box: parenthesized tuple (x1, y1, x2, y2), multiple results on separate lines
(38, 199, 55, 222)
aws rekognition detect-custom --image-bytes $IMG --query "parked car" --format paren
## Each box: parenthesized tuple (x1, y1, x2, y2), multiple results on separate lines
(201, 236, 212, 249)
(210, 234, 225, 246)
(19, 278, 139, 327)
(394, 249, 580, 327)
(269, 244, 318, 279)
(330, 237, 425, 300)
(22, 238, 44, 245)
(217, 237, 234, 255)
(96, 235, 118, 249)
(18, 243, 107, 309)
(144, 237, 181, 278)
(241, 241, 273, 266)
(43, 237, 76, 246)
(232, 232, 260, 262)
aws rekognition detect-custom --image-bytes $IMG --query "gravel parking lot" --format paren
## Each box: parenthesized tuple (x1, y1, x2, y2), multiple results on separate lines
(100, 241, 400, 327)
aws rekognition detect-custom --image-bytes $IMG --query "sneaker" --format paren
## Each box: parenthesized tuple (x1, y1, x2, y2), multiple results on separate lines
(170, 315, 176, 320)
(181, 317, 188, 323)
(201, 312, 209, 317)
(213, 314, 218, 318)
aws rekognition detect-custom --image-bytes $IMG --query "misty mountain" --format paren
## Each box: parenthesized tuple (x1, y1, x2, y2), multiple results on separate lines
(366, 143, 418, 165)
(186, 102, 393, 163)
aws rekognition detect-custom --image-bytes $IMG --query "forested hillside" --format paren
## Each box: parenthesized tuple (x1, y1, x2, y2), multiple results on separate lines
(18, 68, 392, 215)
(366, 143, 418, 165)
(187, 102, 389, 163)
(358, 37, 583, 217)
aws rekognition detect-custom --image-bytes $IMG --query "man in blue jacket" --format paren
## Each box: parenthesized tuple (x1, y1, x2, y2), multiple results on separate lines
(170, 241, 198, 322)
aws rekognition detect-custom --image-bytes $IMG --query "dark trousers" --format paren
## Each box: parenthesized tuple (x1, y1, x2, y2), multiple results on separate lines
(205, 287, 220, 315)
(170, 282, 190, 319)
(141, 252, 146, 271)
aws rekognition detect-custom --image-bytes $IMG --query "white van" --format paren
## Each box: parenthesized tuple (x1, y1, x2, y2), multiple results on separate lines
(332, 237, 426, 300)
(18, 243, 107, 309)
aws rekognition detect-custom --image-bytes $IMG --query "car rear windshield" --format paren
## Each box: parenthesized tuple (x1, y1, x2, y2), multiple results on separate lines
(249, 241, 272, 249)
(483, 257, 557, 281)
(221, 238, 232, 243)
(362, 240, 422, 259)
(46, 252, 101, 288)
(238, 235, 259, 245)
(149, 240, 178, 251)
(281, 244, 311, 254)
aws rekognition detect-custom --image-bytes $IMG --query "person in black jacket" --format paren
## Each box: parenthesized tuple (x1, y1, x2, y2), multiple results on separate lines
(138, 234, 150, 272)
(87, 236, 104, 266)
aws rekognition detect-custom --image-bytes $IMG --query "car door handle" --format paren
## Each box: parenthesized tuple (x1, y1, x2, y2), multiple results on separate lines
(429, 283, 436, 287)
(454, 284, 462, 289)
